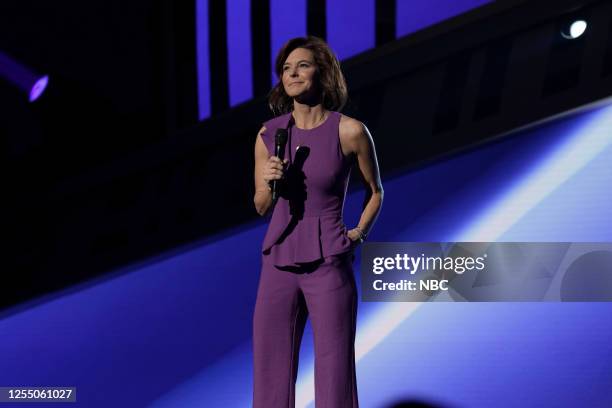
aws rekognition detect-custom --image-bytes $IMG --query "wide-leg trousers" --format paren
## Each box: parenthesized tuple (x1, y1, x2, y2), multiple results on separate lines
(253, 252, 359, 408)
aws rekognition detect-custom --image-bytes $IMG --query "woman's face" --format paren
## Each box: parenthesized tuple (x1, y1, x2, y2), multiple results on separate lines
(282, 47, 318, 99)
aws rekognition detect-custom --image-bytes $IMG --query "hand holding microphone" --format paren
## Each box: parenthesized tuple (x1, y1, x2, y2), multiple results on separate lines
(264, 129, 289, 201)
(263, 156, 288, 188)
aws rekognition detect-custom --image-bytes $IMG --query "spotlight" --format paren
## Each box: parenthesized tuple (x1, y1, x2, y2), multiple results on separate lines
(561, 20, 587, 40)
(0, 51, 50, 102)
(29, 75, 49, 102)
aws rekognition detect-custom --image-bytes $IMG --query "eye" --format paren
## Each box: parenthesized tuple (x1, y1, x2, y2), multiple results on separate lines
(283, 65, 290, 71)
(299, 63, 310, 68)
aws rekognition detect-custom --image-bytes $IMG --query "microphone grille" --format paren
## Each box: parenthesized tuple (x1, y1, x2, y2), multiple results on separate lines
(275, 128, 288, 145)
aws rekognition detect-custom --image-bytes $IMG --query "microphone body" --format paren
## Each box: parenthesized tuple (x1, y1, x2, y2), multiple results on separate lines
(272, 129, 288, 201)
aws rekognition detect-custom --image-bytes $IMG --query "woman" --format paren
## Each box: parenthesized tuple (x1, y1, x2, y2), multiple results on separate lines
(253, 36, 383, 408)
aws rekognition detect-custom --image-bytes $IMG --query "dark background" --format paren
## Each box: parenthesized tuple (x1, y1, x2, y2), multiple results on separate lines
(1, 0, 611, 311)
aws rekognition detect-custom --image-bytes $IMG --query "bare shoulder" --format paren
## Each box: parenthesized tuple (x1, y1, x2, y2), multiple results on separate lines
(339, 114, 365, 140)
(255, 125, 266, 143)
(255, 125, 268, 157)
(339, 114, 370, 155)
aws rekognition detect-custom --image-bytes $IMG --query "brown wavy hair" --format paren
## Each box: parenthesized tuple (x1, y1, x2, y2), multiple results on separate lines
(268, 36, 348, 115)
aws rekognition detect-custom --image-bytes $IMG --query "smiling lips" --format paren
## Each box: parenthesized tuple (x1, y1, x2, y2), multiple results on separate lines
(289, 82, 303, 86)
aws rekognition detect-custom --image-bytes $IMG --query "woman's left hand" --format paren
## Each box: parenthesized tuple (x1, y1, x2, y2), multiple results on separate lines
(346, 228, 364, 244)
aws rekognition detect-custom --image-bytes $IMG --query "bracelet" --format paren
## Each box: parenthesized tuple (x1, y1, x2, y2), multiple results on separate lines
(354, 227, 367, 243)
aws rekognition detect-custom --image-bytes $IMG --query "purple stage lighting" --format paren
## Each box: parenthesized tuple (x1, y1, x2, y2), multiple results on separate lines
(29, 75, 49, 102)
(0, 51, 49, 103)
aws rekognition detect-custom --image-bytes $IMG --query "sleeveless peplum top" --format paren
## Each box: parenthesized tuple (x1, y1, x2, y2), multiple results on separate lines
(260, 111, 354, 267)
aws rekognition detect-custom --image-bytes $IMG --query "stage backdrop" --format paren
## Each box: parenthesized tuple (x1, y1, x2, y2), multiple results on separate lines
(1, 98, 611, 407)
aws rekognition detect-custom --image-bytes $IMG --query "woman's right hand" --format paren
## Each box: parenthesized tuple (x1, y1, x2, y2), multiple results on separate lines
(262, 156, 288, 185)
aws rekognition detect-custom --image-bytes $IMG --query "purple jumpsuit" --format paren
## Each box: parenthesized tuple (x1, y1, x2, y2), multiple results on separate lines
(253, 111, 359, 408)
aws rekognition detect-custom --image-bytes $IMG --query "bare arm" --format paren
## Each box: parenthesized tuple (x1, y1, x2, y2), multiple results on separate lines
(340, 117, 384, 241)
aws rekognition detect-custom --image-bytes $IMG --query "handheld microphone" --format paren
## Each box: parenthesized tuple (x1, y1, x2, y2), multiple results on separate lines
(272, 128, 288, 201)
